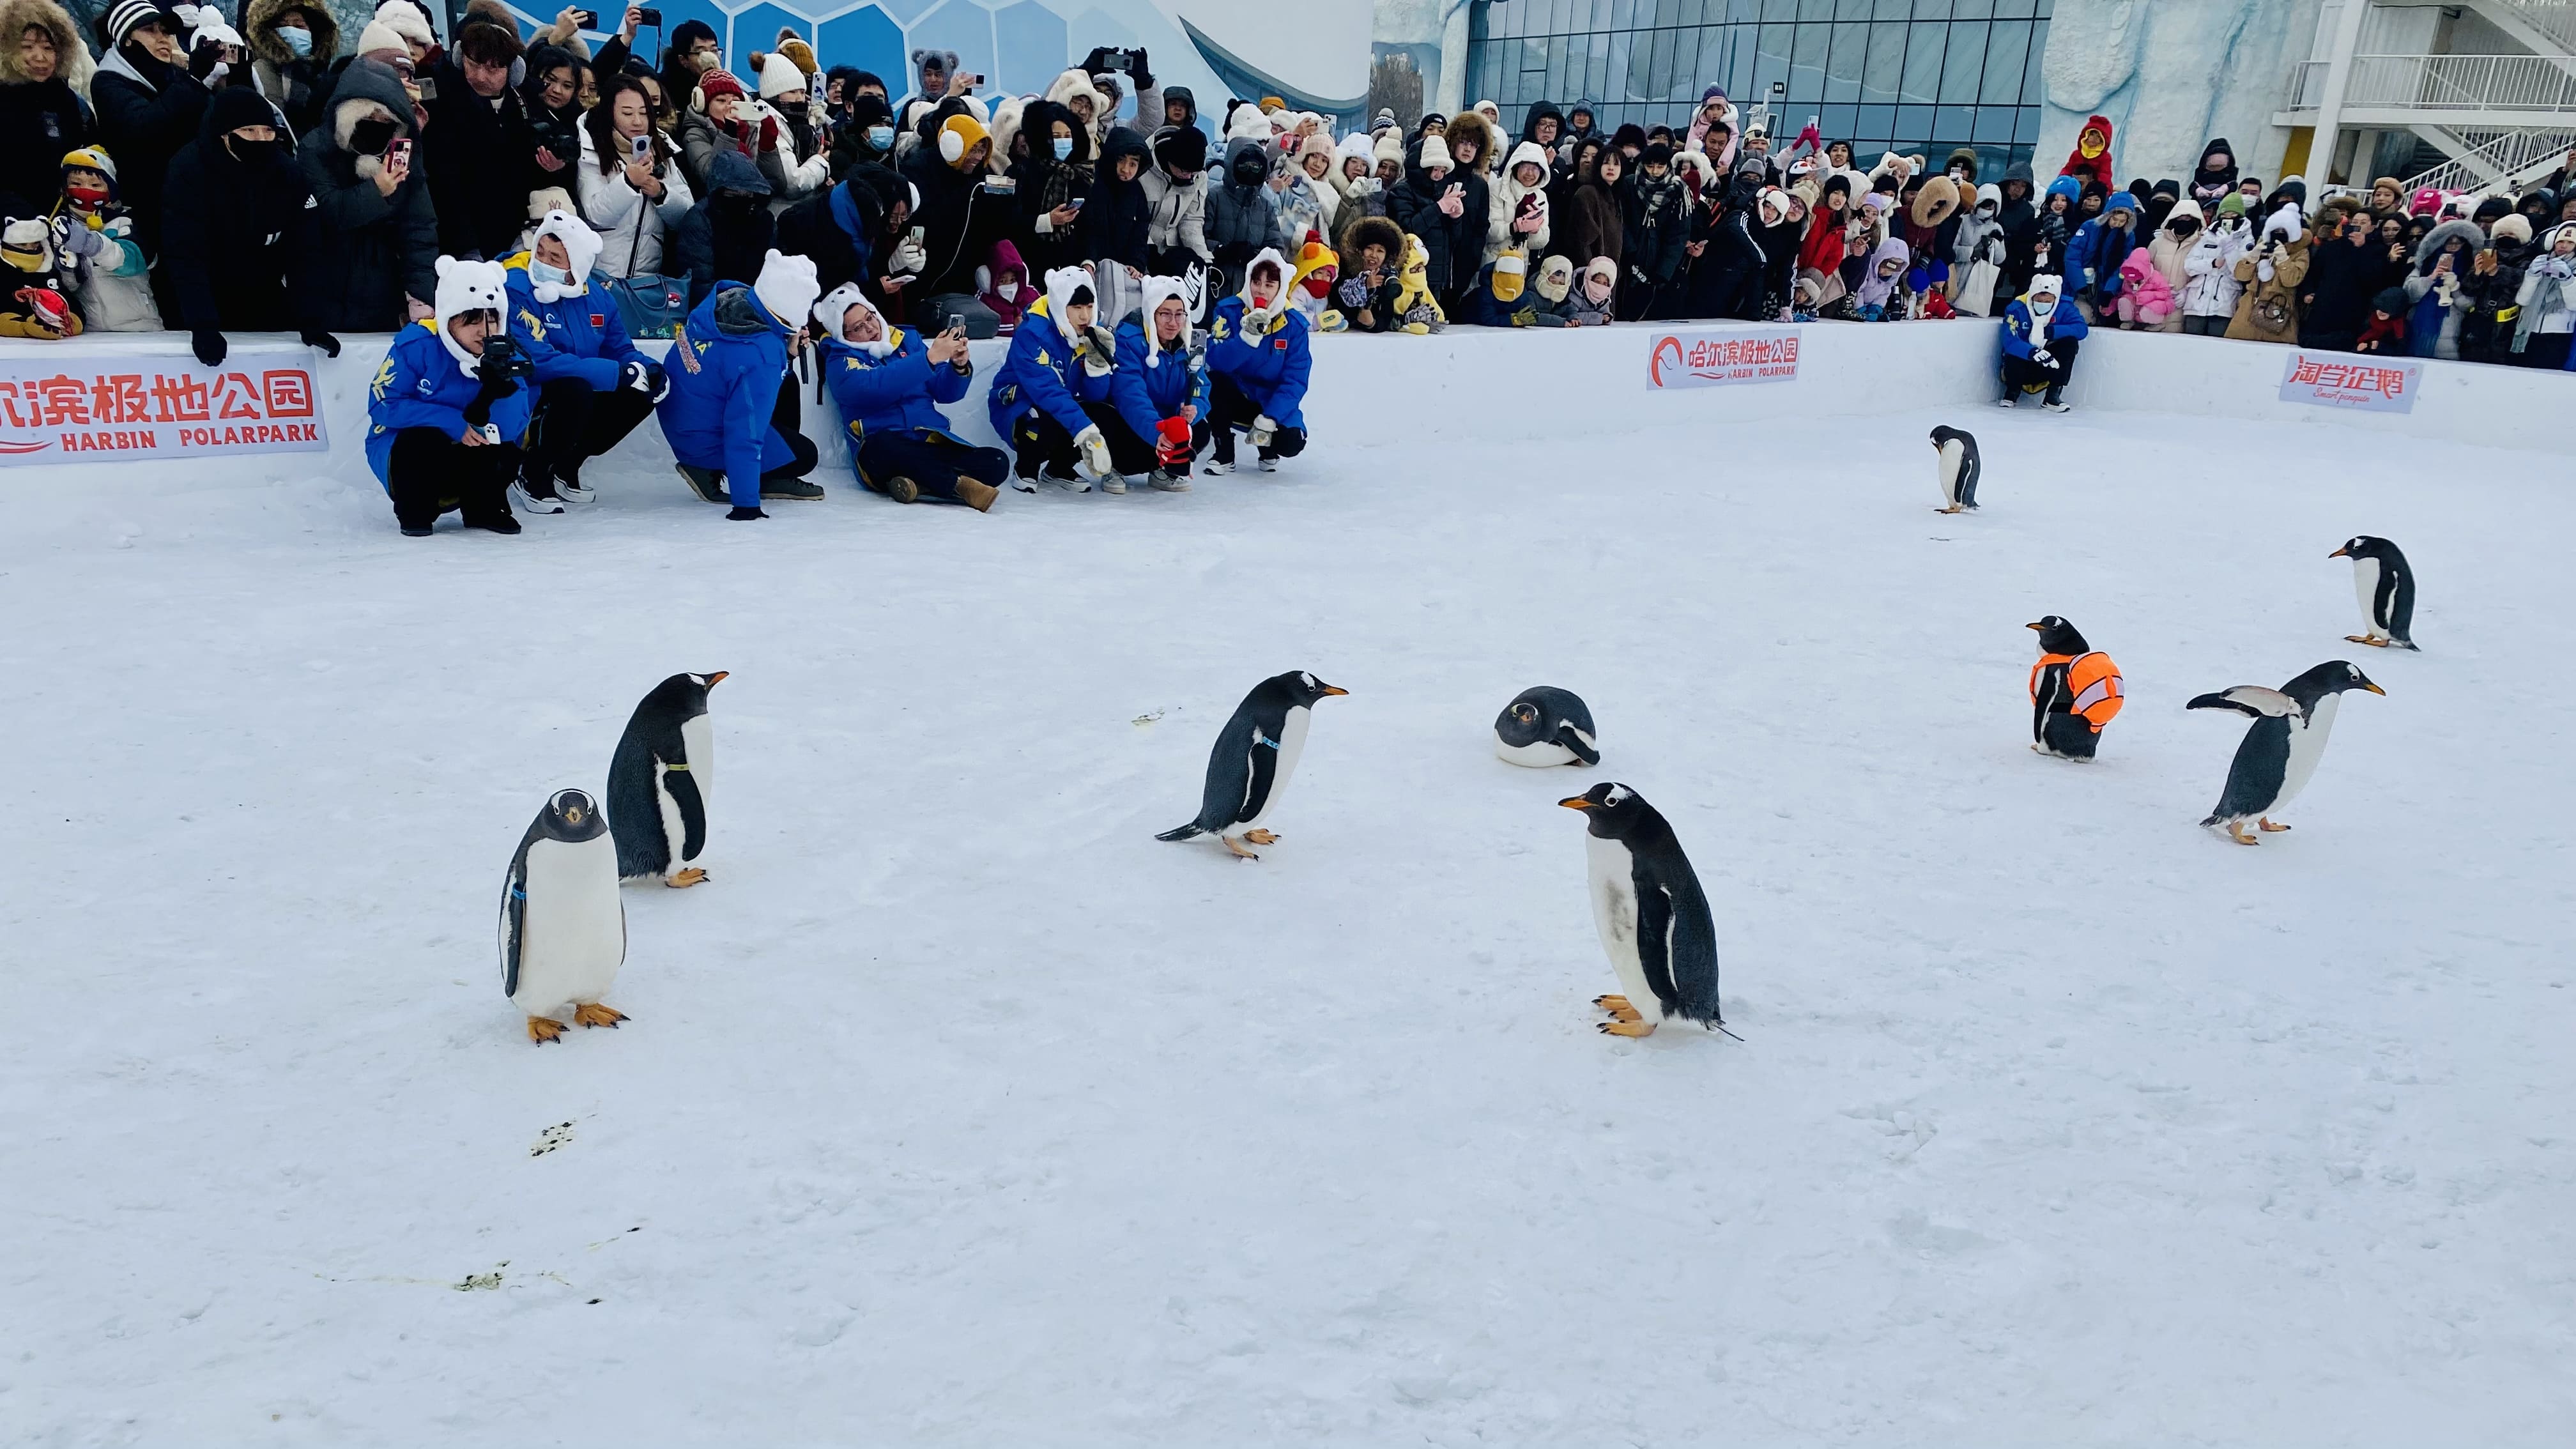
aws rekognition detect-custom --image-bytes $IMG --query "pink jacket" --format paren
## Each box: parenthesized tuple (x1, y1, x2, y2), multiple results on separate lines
(2117, 249, 2174, 323)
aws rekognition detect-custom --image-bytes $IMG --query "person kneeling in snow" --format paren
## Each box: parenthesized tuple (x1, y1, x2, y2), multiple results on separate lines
(814, 282, 1008, 511)
(1103, 276, 1211, 492)
(503, 210, 666, 514)
(1204, 249, 1311, 474)
(1998, 273, 2086, 412)
(985, 264, 1119, 492)
(657, 249, 824, 520)
(365, 257, 536, 536)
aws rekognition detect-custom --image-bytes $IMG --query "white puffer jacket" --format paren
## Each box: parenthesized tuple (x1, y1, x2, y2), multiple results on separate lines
(1485, 140, 1553, 264)
(2179, 221, 2252, 318)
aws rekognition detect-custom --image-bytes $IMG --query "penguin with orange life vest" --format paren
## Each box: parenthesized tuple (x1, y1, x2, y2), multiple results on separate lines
(2027, 616, 2123, 760)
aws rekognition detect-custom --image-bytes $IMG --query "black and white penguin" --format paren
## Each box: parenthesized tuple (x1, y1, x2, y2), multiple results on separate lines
(2329, 536, 2418, 650)
(502, 788, 627, 1044)
(1929, 425, 1981, 513)
(1560, 782, 1723, 1038)
(607, 671, 728, 886)
(2027, 615, 2122, 761)
(1156, 670, 1348, 859)
(2188, 661, 2385, 845)
(1494, 686, 1600, 767)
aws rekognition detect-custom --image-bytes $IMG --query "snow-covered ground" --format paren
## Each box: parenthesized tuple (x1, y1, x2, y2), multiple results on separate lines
(6, 398, 2573, 1446)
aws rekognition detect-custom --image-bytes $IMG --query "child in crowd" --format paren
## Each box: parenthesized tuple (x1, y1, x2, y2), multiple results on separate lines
(52, 146, 158, 331)
(1331, 215, 1402, 332)
(1288, 234, 1342, 331)
(1556, 256, 1615, 325)
(0, 216, 80, 337)
(2113, 247, 2174, 328)
(979, 240, 1030, 333)
(1853, 236, 1910, 320)
(2353, 286, 2409, 354)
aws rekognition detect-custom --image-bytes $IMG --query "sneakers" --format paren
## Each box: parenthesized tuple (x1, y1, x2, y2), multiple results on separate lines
(677, 463, 728, 503)
(510, 479, 565, 516)
(1148, 469, 1192, 492)
(2043, 397, 2072, 413)
(1255, 454, 1278, 473)
(1203, 459, 1233, 477)
(555, 465, 594, 505)
(1101, 474, 1130, 494)
(954, 477, 1000, 512)
(880, 475, 921, 505)
(1011, 475, 1038, 493)
(1996, 395, 2018, 408)
(761, 475, 826, 501)
(1040, 464, 1089, 493)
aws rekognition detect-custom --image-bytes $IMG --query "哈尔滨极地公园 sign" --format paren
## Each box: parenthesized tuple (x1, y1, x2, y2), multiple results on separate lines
(0, 349, 328, 464)
(1646, 326, 1802, 390)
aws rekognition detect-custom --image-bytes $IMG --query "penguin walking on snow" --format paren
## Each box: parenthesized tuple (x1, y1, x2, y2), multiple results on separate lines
(608, 671, 728, 886)
(502, 789, 628, 1043)
(2188, 661, 2384, 845)
(1156, 671, 1347, 859)
(1560, 782, 1724, 1038)
(2329, 536, 2419, 650)
(1930, 425, 1981, 513)
(1494, 686, 1600, 767)
(2027, 616, 2124, 760)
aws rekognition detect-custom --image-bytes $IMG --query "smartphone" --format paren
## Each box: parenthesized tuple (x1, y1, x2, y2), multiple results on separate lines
(1101, 50, 1131, 73)
(1066, 196, 1085, 210)
(415, 74, 438, 101)
(629, 134, 652, 160)
(634, 6, 661, 23)
(961, 73, 983, 88)
(387, 136, 413, 169)
(572, 8, 599, 26)
(908, 225, 926, 244)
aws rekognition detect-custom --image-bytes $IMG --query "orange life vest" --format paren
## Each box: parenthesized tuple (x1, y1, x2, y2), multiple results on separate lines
(2028, 651, 2125, 732)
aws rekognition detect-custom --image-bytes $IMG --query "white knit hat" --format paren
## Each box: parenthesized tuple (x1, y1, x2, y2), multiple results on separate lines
(755, 50, 806, 101)
(751, 249, 820, 332)
(432, 255, 510, 373)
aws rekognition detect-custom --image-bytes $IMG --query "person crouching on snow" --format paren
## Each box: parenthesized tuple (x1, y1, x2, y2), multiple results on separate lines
(503, 209, 666, 514)
(1998, 273, 2087, 412)
(814, 282, 1009, 510)
(986, 264, 1120, 491)
(364, 257, 536, 535)
(1204, 248, 1311, 474)
(1101, 275, 1210, 491)
(657, 248, 825, 520)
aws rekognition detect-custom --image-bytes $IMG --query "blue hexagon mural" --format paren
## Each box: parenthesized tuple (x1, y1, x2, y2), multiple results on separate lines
(724, 3, 820, 69)
(992, 1, 1068, 102)
(815, 4, 906, 91)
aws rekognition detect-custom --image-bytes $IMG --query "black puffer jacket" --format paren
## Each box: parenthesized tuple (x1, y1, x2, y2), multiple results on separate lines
(161, 87, 314, 333)
(295, 56, 439, 330)
(1388, 164, 1473, 298)
(1081, 126, 1154, 273)
(0, 0, 95, 220)
(900, 128, 1015, 296)
(422, 56, 542, 261)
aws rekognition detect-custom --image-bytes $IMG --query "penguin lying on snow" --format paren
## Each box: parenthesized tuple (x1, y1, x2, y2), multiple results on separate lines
(2188, 661, 2384, 845)
(608, 671, 727, 886)
(2330, 536, 2418, 650)
(502, 789, 628, 1044)
(1929, 425, 1981, 513)
(1560, 782, 1724, 1038)
(2027, 617, 2123, 760)
(1157, 671, 1347, 859)
(1494, 686, 1599, 767)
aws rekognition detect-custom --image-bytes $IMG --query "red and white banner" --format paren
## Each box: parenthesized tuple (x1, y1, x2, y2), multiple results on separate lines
(1646, 326, 1802, 390)
(0, 348, 328, 464)
(2277, 352, 2421, 414)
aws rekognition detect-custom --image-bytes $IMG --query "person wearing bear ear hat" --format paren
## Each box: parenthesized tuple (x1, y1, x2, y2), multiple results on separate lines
(813, 281, 1009, 510)
(502, 208, 663, 511)
(366, 255, 537, 535)
(657, 247, 824, 519)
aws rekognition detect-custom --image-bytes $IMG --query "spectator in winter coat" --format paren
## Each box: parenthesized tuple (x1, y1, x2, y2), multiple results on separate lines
(0, 0, 95, 221)
(241, 0, 334, 137)
(1390, 134, 1474, 311)
(1331, 213, 1402, 332)
(1008, 98, 1094, 276)
(1141, 123, 1210, 272)
(580, 73, 695, 280)
(2058, 114, 2115, 192)
(774, 160, 893, 301)
(2402, 217, 2480, 360)
(423, 22, 549, 262)
(1554, 146, 1624, 273)
(1082, 125, 1154, 318)
(1753, 186, 1802, 318)
(1680, 175, 1765, 321)
(503, 210, 663, 511)
(1620, 141, 1688, 319)
(1485, 139, 1552, 266)
(657, 248, 822, 518)
(2112, 249, 2173, 328)
(748, 49, 831, 200)
(987, 264, 1117, 488)
(657, 17, 721, 127)
(159, 88, 320, 360)
(89, 0, 215, 277)
(677, 68, 786, 202)
(1205, 248, 1310, 473)
(2000, 273, 2085, 410)
(46, 142, 155, 332)
(2187, 138, 2237, 214)
(2455, 213, 2532, 365)
(2062, 189, 2136, 321)
(2029, 175, 2078, 278)
(1101, 275, 1210, 487)
(2227, 204, 2311, 344)
(2354, 286, 2409, 353)
(366, 256, 534, 535)
(670, 147, 773, 304)
(2508, 220, 2576, 367)
(1801, 171, 1852, 277)
(299, 54, 438, 332)
(2177, 197, 2251, 334)
(1206, 134, 1289, 298)
(2298, 207, 2393, 351)
(1555, 255, 1616, 325)
(898, 111, 1014, 330)
(813, 282, 1006, 510)
(1852, 234, 1910, 319)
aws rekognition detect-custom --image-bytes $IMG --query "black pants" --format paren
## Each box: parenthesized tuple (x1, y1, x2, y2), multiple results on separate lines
(1085, 400, 1210, 476)
(2517, 332, 2574, 369)
(1209, 375, 1307, 465)
(523, 378, 658, 486)
(1011, 410, 1081, 479)
(387, 427, 521, 529)
(854, 429, 1009, 500)
(2000, 335, 2080, 401)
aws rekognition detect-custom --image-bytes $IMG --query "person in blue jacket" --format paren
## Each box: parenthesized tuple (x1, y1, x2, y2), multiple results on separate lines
(656, 249, 825, 520)
(503, 210, 666, 514)
(986, 263, 1119, 491)
(365, 256, 538, 537)
(812, 282, 1009, 512)
(1101, 274, 1210, 491)
(2062, 188, 2138, 323)
(1998, 272, 2088, 412)
(1204, 247, 1312, 473)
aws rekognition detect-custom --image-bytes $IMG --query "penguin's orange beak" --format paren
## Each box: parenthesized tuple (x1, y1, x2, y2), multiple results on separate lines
(2327, 547, 2349, 558)
(2025, 621, 2045, 631)
(706, 671, 730, 686)
(1559, 796, 1594, 810)
(2363, 682, 2386, 695)
(1321, 685, 1349, 696)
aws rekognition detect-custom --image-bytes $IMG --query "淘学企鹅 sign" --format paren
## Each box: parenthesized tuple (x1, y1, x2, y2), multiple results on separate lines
(0, 351, 328, 463)
(2278, 352, 2421, 415)
(1646, 327, 1802, 390)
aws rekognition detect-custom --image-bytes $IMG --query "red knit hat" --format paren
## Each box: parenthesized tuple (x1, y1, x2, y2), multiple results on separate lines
(696, 69, 746, 107)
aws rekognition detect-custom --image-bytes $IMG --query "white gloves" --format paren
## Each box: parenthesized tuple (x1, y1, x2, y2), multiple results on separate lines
(891, 233, 927, 275)
(1073, 424, 1114, 477)
(50, 215, 102, 259)
(1244, 300, 1279, 332)
(2030, 348, 2053, 367)
(1249, 414, 1277, 448)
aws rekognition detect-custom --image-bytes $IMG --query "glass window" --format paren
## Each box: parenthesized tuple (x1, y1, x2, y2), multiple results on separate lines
(1639, 27, 1666, 98)
(2013, 106, 2039, 142)
(1972, 105, 2018, 141)
(1993, 0, 2034, 13)
(1856, 101, 1894, 135)
(1896, 102, 1935, 134)
(1914, 0, 1951, 15)
(1588, 33, 1613, 99)
(1980, 20, 2028, 103)
(1860, 21, 1903, 102)
(1873, 0, 1910, 19)
(2021, 19, 2046, 102)
(1752, 22, 1791, 97)
(1611, 0, 1636, 30)
(1836, 0, 1874, 17)
(1821, 101, 1856, 135)
(1800, 0, 1836, 20)
(1936, 102, 1976, 136)
(1901, 21, 1944, 102)
(1954, 0, 1994, 15)
(1762, 0, 1797, 19)
(1939, 20, 1986, 102)
(1823, 20, 1866, 100)
(1669, 28, 1705, 95)
(1790, 22, 1829, 101)
(1609, 31, 1636, 99)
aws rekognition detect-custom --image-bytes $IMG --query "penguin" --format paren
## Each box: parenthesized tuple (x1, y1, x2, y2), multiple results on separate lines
(2187, 661, 2385, 845)
(2329, 536, 2419, 650)
(2026, 616, 2124, 761)
(502, 789, 628, 1044)
(1559, 782, 1724, 1038)
(1156, 671, 1348, 859)
(1929, 425, 1981, 513)
(607, 671, 728, 886)
(1494, 686, 1600, 767)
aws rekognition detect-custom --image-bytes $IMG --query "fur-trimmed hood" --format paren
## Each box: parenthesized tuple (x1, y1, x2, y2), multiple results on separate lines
(1444, 109, 1500, 174)
(1044, 67, 1107, 123)
(2414, 217, 2484, 269)
(1337, 212, 1401, 268)
(329, 56, 415, 173)
(245, 0, 339, 68)
(1910, 174, 1961, 227)
(0, 0, 93, 94)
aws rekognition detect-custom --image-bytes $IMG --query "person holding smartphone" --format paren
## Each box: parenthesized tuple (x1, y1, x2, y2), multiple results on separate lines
(579, 73, 695, 279)
(813, 285, 1007, 510)
(295, 53, 441, 333)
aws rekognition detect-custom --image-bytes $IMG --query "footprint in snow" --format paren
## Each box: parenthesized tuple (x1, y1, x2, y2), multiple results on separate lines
(529, 1122, 574, 1158)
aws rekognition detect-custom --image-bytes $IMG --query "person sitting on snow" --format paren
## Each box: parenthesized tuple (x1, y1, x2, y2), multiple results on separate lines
(1204, 247, 1310, 473)
(1999, 272, 2087, 412)
(656, 247, 824, 520)
(813, 281, 1009, 512)
(1103, 275, 1210, 491)
(985, 263, 1119, 492)
(503, 208, 665, 514)
(364, 256, 536, 535)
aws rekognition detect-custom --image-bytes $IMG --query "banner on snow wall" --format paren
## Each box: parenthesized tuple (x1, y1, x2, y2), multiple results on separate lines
(1645, 327, 1803, 390)
(2277, 353, 2421, 415)
(0, 348, 328, 465)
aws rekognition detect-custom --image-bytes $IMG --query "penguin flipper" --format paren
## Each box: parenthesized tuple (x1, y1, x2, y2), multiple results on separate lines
(2188, 686, 2300, 719)
(662, 759, 709, 862)
(500, 856, 528, 999)
(1634, 877, 1683, 1018)
(1155, 823, 1207, 841)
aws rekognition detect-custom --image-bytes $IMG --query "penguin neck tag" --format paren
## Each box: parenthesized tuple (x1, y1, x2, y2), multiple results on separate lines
(1254, 732, 1278, 749)
(663, 762, 690, 770)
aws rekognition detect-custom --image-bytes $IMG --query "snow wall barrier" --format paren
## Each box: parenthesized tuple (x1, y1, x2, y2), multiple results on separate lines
(2, 323, 2559, 510)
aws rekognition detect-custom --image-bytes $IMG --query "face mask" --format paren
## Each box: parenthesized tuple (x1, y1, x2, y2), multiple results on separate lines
(1052, 137, 1073, 161)
(530, 259, 571, 291)
(227, 135, 281, 166)
(349, 117, 397, 156)
(279, 26, 312, 57)
(66, 183, 110, 208)
(865, 125, 893, 150)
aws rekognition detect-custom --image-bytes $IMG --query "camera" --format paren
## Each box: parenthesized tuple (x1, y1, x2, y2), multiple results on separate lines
(1101, 48, 1134, 73)
(530, 116, 581, 160)
(572, 8, 598, 27)
(480, 334, 535, 385)
(634, 6, 661, 22)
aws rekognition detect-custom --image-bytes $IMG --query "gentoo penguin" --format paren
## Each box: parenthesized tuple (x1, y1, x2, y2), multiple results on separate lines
(2026, 616, 2124, 760)
(607, 671, 728, 886)
(1560, 782, 1724, 1038)
(2329, 536, 2419, 650)
(1494, 686, 1600, 767)
(1929, 425, 1981, 513)
(2188, 661, 2385, 845)
(502, 789, 627, 1044)
(1156, 670, 1348, 858)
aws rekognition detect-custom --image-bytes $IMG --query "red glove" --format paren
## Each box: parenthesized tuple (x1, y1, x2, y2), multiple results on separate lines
(1154, 416, 1192, 467)
(758, 114, 781, 153)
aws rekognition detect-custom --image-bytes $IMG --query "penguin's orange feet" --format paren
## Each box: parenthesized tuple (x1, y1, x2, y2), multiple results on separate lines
(1600, 1003, 1644, 1023)
(526, 1015, 568, 1045)
(1935, 505, 1963, 514)
(1593, 993, 1631, 1011)
(2227, 823, 2259, 845)
(2347, 634, 2389, 647)
(664, 868, 707, 888)
(1220, 834, 1260, 859)
(2258, 818, 2292, 832)
(1598, 1020, 1657, 1038)
(573, 1002, 628, 1029)
(1243, 829, 1278, 845)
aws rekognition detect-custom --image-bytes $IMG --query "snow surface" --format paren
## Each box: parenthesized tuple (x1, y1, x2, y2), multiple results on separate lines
(6, 394, 2574, 1446)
